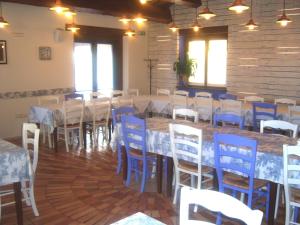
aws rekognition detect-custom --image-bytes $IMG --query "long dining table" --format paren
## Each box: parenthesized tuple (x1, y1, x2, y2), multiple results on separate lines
(0, 138, 31, 225)
(28, 95, 293, 151)
(113, 117, 299, 225)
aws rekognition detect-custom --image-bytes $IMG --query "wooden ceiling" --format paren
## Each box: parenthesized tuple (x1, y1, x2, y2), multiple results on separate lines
(3, 0, 202, 23)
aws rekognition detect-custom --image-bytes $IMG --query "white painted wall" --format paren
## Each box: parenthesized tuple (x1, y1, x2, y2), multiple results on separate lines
(0, 2, 148, 138)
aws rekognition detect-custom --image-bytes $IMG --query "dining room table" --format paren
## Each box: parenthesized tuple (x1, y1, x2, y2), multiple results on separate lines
(0, 138, 31, 225)
(113, 117, 299, 225)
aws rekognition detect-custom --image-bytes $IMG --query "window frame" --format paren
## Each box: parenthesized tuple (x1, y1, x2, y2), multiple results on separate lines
(179, 26, 228, 89)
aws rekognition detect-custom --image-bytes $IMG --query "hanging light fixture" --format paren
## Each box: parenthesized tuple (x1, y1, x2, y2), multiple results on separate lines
(50, 0, 69, 14)
(139, 0, 152, 4)
(64, 10, 76, 19)
(125, 28, 136, 37)
(119, 17, 131, 25)
(66, 17, 80, 33)
(228, 0, 249, 14)
(169, 2, 178, 32)
(132, 15, 148, 24)
(0, 2, 9, 28)
(198, 0, 216, 20)
(277, 0, 292, 27)
(191, 8, 202, 32)
(245, 0, 258, 30)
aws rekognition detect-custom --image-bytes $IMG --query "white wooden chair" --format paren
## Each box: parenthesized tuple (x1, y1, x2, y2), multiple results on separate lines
(0, 123, 40, 219)
(169, 124, 213, 205)
(58, 99, 84, 152)
(289, 106, 300, 125)
(173, 108, 198, 123)
(174, 90, 189, 97)
(220, 99, 242, 116)
(195, 92, 212, 98)
(157, 88, 170, 96)
(244, 96, 264, 103)
(194, 97, 213, 124)
(260, 120, 298, 219)
(38, 95, 60, 148)
(127, 89, 139, 96)
(116, 96, 134, 108)
(111, 90, 124, 98)
(90, 91, 106, 100)
(89, 97, 111, 146)
(172, 94, 188, 109)
(275, 98, 296, 106)
(283, 144, 300, 225)
(180, 187, 263, 225)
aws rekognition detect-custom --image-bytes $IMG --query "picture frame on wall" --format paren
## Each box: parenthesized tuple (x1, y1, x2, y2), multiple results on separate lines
(39, 46, 52, 60)
(0, 40, 7, 64)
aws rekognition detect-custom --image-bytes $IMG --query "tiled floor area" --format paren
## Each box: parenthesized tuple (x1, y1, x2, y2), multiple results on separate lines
(1, 138, 287, 225)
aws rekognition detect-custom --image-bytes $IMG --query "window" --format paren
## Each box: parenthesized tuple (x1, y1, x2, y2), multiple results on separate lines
(180, 26, 228, 88)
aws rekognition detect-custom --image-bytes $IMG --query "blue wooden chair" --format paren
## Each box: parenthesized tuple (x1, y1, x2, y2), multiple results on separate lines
(218, 93, 237, 100)
(121, 114, 156, 192)
(214, 132, 270, 223)
(112, 106, 136, 174)
(213, 113, 244, 129)
(64, 93, 84, 100)
(252, 102, 277, 131)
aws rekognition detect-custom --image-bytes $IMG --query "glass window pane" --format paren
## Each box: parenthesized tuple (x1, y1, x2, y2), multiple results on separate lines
(74, 43, 93, 92)
(97, 44, 113, 91)
(207, 40, 227, 86)
(188, 41, 206, 85)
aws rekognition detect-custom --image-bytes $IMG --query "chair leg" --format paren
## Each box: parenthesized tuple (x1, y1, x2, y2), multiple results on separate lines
(140, 161, 147, 192)
(79, 128, 83, 148)
(21, 181, 30, 206)
(65, 130, 69, 152)
(173, 172, 180, 205)
(286, 205, 291, 225)
(29, 183, 39, 216)
(274, 184, 280, 219)
(93, 126, 97, 146)
(116, 143, 122, 174)
(240, 193, 245, 203)
(265, 183, 271, 220)
(126, 158, 132, 187)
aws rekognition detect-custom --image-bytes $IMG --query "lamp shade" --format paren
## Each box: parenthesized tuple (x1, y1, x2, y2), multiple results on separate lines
(198, 7, 216, 20)
(228, 0, 249, 13)
(277, 12, 292, 26)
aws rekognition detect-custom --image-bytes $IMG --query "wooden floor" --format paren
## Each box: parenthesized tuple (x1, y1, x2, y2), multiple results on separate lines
(1, 138, 287, 225)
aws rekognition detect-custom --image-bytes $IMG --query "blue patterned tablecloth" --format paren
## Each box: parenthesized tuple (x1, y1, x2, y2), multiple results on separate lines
(113, 117, 298, 185)
(110, 212, 166, 225)
(0, 139, 30, 186)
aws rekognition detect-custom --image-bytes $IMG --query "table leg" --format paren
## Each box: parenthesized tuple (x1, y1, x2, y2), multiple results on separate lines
(108, 119, 112, 142)
(213, 169, 218, 191)
(53, 127, 58, 152)
(13, 182, 23, 225)
(166, 157, 174, 198)
(122, 146, 128, 182)
(82, 122, 87, 149)
(156, 155, 163, 193)
(268, 182, 277, 225)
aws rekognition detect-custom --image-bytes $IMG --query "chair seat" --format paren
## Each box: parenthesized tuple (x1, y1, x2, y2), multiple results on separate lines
(129, 149, 156, 158)
(291, 187, 300, 203)
(223, 172, 268, 190)
(178, 160, 212, 174)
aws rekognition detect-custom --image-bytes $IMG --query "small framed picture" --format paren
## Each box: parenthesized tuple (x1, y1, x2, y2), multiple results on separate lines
(0, 40, 7, 64)
(39, 46, 52, 60)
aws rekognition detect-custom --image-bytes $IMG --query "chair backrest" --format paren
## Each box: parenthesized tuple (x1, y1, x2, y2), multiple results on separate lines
(195, 91, 212, 98)
(244, 96, 264, 103)
(22, 123, 40, 174)
(90, 91, 107, 100)
(127, 89, 139, 96)
(111, 90, 124, 98)
(91, 97, 111, 126)
(194, 97, 213, 123)
(180, 187, 263, 225)
(173, 108, 198, 123)
(121, 115, 147, 156)
(38, 95, 60, 105)
(275, 98, 296, 106)
(172, 94, 188, 109)
(157, 88, 170, 96)
(260, 120, 298, 138)
(174, 90, 189, 97)
(220, 99, 242, 116)
(169, 124, 203, 180)
(252, 102, 277, 130)
(112, 106, 135, 127)
(64, 93, 84, 100)
(214, 132, 258, 206)
(63, 99, 84, 126)
(283, 144, 300, 209)
(213, 113, 244, 130)
(219, 93, 237, 100)
(289, 105, 300, 125)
